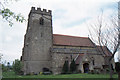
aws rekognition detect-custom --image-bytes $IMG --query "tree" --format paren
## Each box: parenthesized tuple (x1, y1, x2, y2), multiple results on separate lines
(70, 59, 76, 73)
(13, 59, 23, 75)
(2, 64, 7, 72)
(88, 9, 120, 79)
(0, 0, 25, 75)
(62, 60, 69, 74)
(0, 0, 25, 26)
(115, 62, 120, 79)
(7, 62, 10, 71)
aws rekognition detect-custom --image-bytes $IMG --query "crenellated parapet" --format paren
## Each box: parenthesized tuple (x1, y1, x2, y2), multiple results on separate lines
(30, 7, 52, 15)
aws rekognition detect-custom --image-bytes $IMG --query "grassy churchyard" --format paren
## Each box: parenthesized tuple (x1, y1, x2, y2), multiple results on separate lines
(2, 71, 118, 78)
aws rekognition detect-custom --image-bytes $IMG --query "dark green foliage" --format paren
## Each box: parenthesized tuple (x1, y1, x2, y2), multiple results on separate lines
(7, 62, 10, 70)
(2, 62, 12, 72)
(12, 59, 23, 75)
(115, 62, 120, 73)
(70, 59, 76, 73)
(2, 64, 7, 72)
(62, 60, 69, 74)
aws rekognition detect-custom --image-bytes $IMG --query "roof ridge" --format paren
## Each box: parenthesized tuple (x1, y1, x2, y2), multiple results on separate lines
(53, 34, 88, 39)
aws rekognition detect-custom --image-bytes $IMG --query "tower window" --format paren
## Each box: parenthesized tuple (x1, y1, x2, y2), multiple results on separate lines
(91, 57, 94, 65)
(39, 17, 44, 25)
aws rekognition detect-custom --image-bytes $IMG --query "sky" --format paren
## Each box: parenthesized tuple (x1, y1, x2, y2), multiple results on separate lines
(0, 0, 120, 64)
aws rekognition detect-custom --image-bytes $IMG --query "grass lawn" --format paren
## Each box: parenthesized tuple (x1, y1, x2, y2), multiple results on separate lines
(2, 71, 118, 78)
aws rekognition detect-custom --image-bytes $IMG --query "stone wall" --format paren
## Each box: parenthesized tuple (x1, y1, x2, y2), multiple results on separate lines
(51, 45, 105, 74)
(51, 52, 78, 74)
(22, 7, 53, 75)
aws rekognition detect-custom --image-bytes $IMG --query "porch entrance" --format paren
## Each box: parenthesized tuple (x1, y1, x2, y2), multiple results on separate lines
(83, 63, 89, 73)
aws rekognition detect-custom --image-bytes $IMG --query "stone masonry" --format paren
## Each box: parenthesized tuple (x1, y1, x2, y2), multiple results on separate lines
(22, 7, 53, 75)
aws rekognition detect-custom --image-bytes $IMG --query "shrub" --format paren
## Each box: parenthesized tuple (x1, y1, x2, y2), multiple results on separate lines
(115, 62, 120, 73)
(2, 64, 7, 72)
(12, 59, 23, 75)
(70, 59, 76, 73)
(62, 60, 69, 74)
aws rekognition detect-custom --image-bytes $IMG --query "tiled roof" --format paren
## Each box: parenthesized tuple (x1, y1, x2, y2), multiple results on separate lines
(53, 34, 95, 47)
(75, 54, 84, 64)
(75, 46, 112, 64)
(97, 46, 112, 56)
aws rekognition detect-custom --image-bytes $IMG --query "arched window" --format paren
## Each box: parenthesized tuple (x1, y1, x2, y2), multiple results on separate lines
(91, 57, 94, 65)
(39, 17, 44, 25)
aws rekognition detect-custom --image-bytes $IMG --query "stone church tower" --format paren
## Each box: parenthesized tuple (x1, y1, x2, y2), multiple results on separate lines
(22, 7, 53, 74)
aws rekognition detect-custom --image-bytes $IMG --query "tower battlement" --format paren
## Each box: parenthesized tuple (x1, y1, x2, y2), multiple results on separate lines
(30, 7, 52, 15)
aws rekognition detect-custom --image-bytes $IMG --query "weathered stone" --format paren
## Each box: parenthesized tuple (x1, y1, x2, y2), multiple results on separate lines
(22, 7, 52, 75)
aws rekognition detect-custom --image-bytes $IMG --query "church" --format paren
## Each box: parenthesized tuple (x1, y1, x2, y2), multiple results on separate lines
(21, 7, 114, 75)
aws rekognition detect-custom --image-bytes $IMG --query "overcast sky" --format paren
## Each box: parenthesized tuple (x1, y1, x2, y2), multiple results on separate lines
(0, 0, 119, 64)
